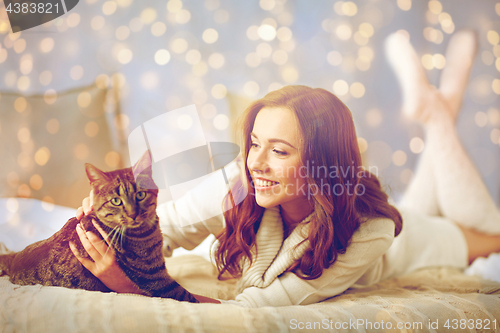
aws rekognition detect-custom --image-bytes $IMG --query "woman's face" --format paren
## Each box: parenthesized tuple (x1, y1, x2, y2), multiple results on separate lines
(247, 107, 311, 214)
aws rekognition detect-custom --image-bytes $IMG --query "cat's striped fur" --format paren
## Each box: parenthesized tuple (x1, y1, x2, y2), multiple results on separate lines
(0, 152, 199, 303)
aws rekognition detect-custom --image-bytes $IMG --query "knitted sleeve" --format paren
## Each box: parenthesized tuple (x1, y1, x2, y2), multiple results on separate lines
(229, 218, 395, 307)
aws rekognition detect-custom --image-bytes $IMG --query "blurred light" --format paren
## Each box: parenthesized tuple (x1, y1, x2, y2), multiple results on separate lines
(397, 0, 411, 11)
(342, 1, 357, 16)
(334, 2, 344, 15)
(85, 121, 99, 137)
(475, 111, 488, 127)
(487, 30, 499, 45)
(6, 172, 19, 187)
(211, 84, 227, 99)
(17, 152, 30, 168)
(116, 25, 130, 40)
(41, 197, 55, 212)
(70, 65, 84, 80)
(336, 24, 352, 40)
(428, 0, 442, 14)
(167, 0, 183, 13)
(357, 137, 368, 153)
(115, 0, 133, 7)
(392, 150, 407, 166)
(35, 147, 51, 165)
(277, 11, 293, 26)
(258, 24, 276, 41)
(247, 25, 259, 41)
(95, 74, 110, 89)
(497, 58, 500, 72)
(177, 114, 193, 130)
(422, 54, 434, 69)
(151, 22, 167, 36)
(282, 66, 298, 83)
(423, 27, 443, 44)
(203, 28, 219, 44)
(67, 13, 81, 27)
(141, 8, 157, 24)
(140, 72, 159, 90)
(18, 184, 30, 197)
(487, 108, 500, 125)
(260, 0, 275, 11)
(409, 137, 424, 154)
(91, 16, 105, 30)
(13, 39, 25, 53)
(277, 27, 292, 41)
(359, 23, 374, 38)
(432, 53, 446, 69)
(245, 52, 261, 67)
(4, 71, 17, 87)
(78, 92, 92, 109)
(47, 118, 60, 134)
(358, 46, 374, 60)
(366, 108, 382, 127)
(117, 48, 133, 64)
(171, 38, 188, 53)
(353, 32, 368, 45)
(350, 82, 365, 98)
(327, 51, 342, 66)
(185, 49, 201, 64)
(192, 61, 208, 76)
(74, 144, 89, 160)
(14, 97, 27, 112)
(201, 104, 217, 119)
(256, 43, 272, 58)
(208, 53, 225, 69)
(244, 81, 259, 97)
(155, 49, 171, 65)
(492, 79, 500, 95)
(17, 76, 30, 91)
(213, 114, 229, 130)
(175, 10, 191, 24)
(491, 128, 500, 144)
(20, 54, 32, 75)
(30, 174, 43, 191)
(333, 80, 349, 96)
(44, 89, 57, 104)
(102, 1, 117, 15)
(272, 50, 288, 65)
(6, 198, 19, 213)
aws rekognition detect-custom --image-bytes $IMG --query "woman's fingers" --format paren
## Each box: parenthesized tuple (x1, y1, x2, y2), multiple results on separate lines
(76, 223, 104, 261)
(83, 196, 93, 215)
(69, 241, 96, 272)
(76, 207, 84, 220)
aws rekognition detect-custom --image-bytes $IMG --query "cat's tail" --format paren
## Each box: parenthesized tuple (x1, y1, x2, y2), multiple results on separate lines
(0, 253, 15, 276)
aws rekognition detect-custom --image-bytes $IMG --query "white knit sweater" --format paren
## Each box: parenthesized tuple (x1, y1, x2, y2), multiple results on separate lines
(157, 160, 396, 307)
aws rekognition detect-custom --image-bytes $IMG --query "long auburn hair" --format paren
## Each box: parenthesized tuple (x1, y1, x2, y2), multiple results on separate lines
(215, 85, 402, 280)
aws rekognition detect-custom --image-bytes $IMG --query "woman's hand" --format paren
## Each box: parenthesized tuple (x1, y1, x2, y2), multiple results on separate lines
(76, 190, 94, 220)
(69, 219, 144, 295)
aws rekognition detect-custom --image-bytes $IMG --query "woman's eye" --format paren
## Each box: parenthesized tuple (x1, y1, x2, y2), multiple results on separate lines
(136, 191, 146, 200)
(251, 142, 259, 148)
(273, 149, 287, 156)
(111, 197, 122, 206)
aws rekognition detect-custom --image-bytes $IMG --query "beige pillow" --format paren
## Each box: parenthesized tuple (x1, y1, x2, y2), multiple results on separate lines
(0, 83, 125, 208)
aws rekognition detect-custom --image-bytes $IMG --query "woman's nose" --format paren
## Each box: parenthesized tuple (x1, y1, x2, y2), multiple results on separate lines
(248, 150, 269, 173)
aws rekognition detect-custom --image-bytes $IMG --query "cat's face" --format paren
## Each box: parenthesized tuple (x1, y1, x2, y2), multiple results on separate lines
(85, 152, 159, 230)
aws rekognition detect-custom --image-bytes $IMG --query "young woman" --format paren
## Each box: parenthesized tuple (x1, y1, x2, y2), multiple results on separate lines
(72, 30, 500, 307)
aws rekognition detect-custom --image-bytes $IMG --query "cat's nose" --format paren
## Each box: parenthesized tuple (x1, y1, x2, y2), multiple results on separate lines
(124, 204, 138, 219)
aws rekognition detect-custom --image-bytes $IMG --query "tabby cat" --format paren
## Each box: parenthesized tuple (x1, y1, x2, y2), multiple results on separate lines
(0, 151, 198, 303)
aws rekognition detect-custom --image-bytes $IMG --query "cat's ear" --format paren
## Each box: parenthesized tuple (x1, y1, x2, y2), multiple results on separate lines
(85, 163, 108, 183)
(132, 150, 153, 180)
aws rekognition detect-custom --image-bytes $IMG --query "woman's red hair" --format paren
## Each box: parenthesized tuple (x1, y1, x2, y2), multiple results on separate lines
(215, 85, 402, 280)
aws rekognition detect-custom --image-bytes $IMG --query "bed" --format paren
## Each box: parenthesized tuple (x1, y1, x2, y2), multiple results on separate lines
(1, 198, 499, 333)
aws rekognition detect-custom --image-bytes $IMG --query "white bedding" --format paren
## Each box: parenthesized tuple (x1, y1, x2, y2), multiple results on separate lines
(1, 198, 500, 333)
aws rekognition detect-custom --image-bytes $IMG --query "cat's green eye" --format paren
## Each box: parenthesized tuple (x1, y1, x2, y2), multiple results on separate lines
(136, 191, 146, 201)
(111, 197, 122, 206)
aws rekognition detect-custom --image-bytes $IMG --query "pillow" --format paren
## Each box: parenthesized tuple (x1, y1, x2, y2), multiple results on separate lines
(0, 83, 126, 208)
